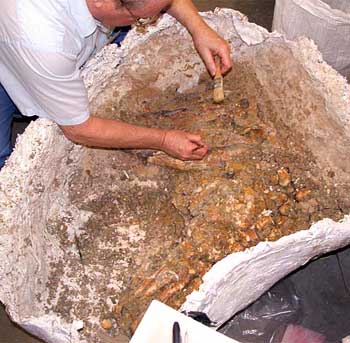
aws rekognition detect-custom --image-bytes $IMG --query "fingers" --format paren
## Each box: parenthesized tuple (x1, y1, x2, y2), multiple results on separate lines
(183, 136, 209, 160)
(200, 47, 216, 77)
(198, 41, 232, 77)
(162, 129, 209, 161)
(211, 36, 232, 75)
(217, 43, 232, 75)
(193, 29, 232, 76)
(179, 143, 207, 161)
(187, 133, 208, 159)
(191, 144, 208, 159)
(187, 133, 205, 145)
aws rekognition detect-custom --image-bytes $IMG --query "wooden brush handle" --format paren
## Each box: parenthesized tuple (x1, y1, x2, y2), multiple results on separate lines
(213, 55, 224, 103)
(215, 56, 222, 78)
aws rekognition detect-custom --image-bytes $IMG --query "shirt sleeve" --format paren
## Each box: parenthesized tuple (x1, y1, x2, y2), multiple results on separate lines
(5, 44, 90, 126)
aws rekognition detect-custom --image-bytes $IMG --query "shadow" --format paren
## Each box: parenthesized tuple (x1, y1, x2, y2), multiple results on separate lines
(0, 303, 43, 343)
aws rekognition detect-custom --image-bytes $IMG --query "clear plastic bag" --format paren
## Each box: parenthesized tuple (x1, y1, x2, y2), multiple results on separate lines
(219, 280, 301, 343)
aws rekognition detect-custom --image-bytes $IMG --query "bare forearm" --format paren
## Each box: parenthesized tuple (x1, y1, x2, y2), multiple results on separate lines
(61, 116, 165, 150)
(167, 0, 207, 36)
(60, 115, 209, 161)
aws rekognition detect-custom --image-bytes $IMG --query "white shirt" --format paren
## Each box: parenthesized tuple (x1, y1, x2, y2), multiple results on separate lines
(0, 0, 109, 125)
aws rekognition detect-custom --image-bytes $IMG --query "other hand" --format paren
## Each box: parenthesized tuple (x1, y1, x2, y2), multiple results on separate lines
(161, 129, 208, 161)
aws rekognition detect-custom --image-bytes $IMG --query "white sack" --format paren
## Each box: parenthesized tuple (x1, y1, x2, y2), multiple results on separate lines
(272, 0, 350, 78)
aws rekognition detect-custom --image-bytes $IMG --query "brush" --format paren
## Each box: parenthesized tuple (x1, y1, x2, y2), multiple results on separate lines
(213, 56, 224, 104)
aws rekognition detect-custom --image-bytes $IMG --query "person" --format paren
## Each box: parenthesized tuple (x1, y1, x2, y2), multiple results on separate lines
(0, 0, 232, 170)
(0, 84, 18, 169)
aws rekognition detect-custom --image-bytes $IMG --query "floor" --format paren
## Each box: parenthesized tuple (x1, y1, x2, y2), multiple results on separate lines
(0, 2, 275, 342)
(196, 0, 275, 29)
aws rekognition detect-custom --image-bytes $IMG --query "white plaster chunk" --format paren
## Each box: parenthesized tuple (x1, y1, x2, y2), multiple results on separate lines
(21, 316, 84, 343)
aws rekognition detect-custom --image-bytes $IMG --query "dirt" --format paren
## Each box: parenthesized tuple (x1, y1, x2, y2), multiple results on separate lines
(45, 61, 349, 341)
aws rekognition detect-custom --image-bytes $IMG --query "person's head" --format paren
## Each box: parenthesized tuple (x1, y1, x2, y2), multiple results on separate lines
(87, 0, 171, 28)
